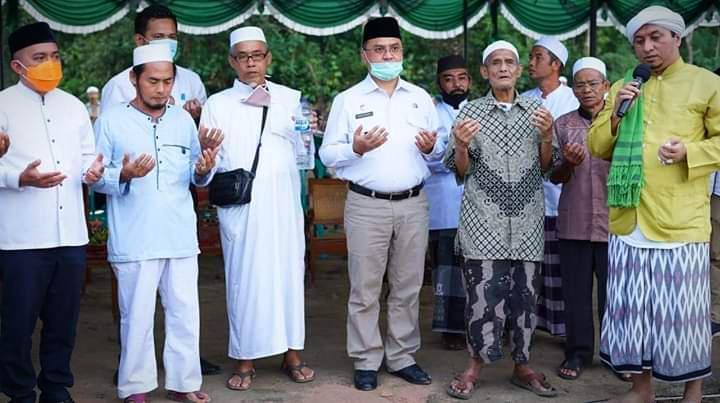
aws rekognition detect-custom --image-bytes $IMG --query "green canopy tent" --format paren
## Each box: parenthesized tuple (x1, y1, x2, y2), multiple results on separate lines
(3, 0, 717, 38)
(1, 0, 718, 85)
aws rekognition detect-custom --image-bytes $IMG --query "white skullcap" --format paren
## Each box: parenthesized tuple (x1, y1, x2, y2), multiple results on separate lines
(572, 57, 606, 78)
(133, 43, 173, 67)
(230, 26, 266, 48)
(86, 86, 99, 94)
(534, 36, 568, 65)
(482, 40, 519, 64)
(626, 6, 685, 42)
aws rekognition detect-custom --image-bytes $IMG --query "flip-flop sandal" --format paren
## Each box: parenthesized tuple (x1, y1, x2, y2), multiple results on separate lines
(124, 393, 149, 403)
(557, 357, 583, 380)
(511, 372, 558, 398)
(166, 390, 211, 403)
(226, 369, 255, 391)
(446, 374, 478, 400)
(282, 361, 316, 383)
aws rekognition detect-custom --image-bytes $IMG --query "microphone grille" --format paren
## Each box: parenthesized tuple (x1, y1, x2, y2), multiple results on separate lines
(633, 64, 652, 81)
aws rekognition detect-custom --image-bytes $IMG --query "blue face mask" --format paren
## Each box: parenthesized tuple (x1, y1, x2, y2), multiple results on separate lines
(368, 61, 403, 81)
(150, 38, 179, 60)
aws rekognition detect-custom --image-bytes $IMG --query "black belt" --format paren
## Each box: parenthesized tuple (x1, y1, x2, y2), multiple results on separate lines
(349, 182, 423, 201)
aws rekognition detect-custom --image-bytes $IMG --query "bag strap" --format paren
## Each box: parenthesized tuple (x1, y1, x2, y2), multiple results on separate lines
(249, 106, 269, 175)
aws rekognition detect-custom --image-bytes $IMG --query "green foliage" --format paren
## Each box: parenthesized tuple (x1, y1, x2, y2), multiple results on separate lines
(2, 7, 718, 112)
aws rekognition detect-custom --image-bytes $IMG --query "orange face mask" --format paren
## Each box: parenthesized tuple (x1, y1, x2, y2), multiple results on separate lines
(18, 60, 63, 93)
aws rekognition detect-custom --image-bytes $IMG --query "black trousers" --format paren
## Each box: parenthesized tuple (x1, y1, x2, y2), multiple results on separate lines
(558, 239, 608, 364)
(0, 247, 85, 403)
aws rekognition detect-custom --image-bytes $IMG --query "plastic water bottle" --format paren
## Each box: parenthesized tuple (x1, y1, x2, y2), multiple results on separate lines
(295, 97, 315, 170)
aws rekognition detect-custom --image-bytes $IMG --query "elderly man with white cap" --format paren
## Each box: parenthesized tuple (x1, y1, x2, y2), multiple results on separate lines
(443, 40, 557, 400)
(523, 36, 579, 338)
(93, 43, 218, 403)
(200, 26, 315, 391)
(588, 5, 720, 402)
(549, 57, 610, 381)
(85, 85, 101, 123)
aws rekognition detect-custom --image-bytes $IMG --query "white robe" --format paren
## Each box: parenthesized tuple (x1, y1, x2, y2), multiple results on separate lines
(201, 79, 305, 360)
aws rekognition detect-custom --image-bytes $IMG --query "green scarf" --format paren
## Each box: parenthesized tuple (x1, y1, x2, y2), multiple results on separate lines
(607, 70, 645, 208)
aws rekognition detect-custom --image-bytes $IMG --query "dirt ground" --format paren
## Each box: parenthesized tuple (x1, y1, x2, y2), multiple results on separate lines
(19, 255, 720, 403)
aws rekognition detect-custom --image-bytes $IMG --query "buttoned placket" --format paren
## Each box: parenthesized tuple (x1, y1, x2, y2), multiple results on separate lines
(39, 95, 65, 241)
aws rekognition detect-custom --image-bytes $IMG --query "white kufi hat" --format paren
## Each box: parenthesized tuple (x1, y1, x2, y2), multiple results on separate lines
(133, 43, 173, 67)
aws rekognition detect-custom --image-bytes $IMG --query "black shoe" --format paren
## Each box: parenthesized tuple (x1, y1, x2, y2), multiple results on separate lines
(201, 357, 221, 375)
(389, 364, 432, 385)
(354, 369, 378, 391)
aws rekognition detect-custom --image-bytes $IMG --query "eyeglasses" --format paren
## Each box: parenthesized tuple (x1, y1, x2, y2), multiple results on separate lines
(232, 51, 269, 63)
(363, 45, 403, 56)
(574, 80, 604, 90)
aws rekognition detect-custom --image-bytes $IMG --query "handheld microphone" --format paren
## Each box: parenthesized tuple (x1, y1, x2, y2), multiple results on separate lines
(616, 64, 651, 118)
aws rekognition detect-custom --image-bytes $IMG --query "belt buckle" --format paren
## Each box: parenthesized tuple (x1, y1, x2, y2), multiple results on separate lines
(408, 189, 413, 198)
(388, 192, 394, 201)
(370, 190, 376, 199)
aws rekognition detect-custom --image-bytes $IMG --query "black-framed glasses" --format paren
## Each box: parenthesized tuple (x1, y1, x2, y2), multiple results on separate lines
(232, 51, 269, 63)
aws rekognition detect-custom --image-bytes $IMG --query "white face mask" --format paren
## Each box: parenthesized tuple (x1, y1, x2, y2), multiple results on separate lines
(363, 51, 403, 81)
(149, 38, 179, 60)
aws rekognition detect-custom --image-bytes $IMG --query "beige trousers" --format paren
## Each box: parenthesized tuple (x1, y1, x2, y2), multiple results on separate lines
(710, 195, 720, 322)
(344, 189, 429, 371)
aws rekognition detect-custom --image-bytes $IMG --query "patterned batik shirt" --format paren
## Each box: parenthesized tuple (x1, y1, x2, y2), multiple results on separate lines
(443, 92, 558, 262)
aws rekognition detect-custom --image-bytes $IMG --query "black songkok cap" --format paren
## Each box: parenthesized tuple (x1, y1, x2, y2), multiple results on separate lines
(437, 55, 467, 75)
(9, 22, 56, 55)
(362, 17, 401, 43)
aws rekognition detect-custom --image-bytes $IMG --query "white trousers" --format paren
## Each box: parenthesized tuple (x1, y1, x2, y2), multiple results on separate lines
(112, 257, 202, 398)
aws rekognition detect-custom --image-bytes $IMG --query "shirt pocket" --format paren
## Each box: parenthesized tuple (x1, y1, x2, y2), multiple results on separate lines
(652, 187, 704, 231)
(160, 143, 191, 186)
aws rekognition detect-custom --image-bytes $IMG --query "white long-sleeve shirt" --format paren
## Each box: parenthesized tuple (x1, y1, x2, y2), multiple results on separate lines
(320, 75, 442, 193)
(0, 81, 95, 250)
(101, 65, 207, 112)
(93, 103, 210, 263)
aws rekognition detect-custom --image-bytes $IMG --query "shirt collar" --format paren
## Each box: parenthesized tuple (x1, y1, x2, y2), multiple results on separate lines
(359, 74, 410, 95)
(17, 80, 50, 102)
(127, 100, 170, 123)
(577, 106, 593, 120)
(482, 90, 530, 111)
(655, 57, 684, 78)
(233, 79, 255, 98)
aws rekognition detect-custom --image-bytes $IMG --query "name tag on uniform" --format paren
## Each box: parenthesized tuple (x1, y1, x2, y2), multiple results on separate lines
(355, 111, 374, 119)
